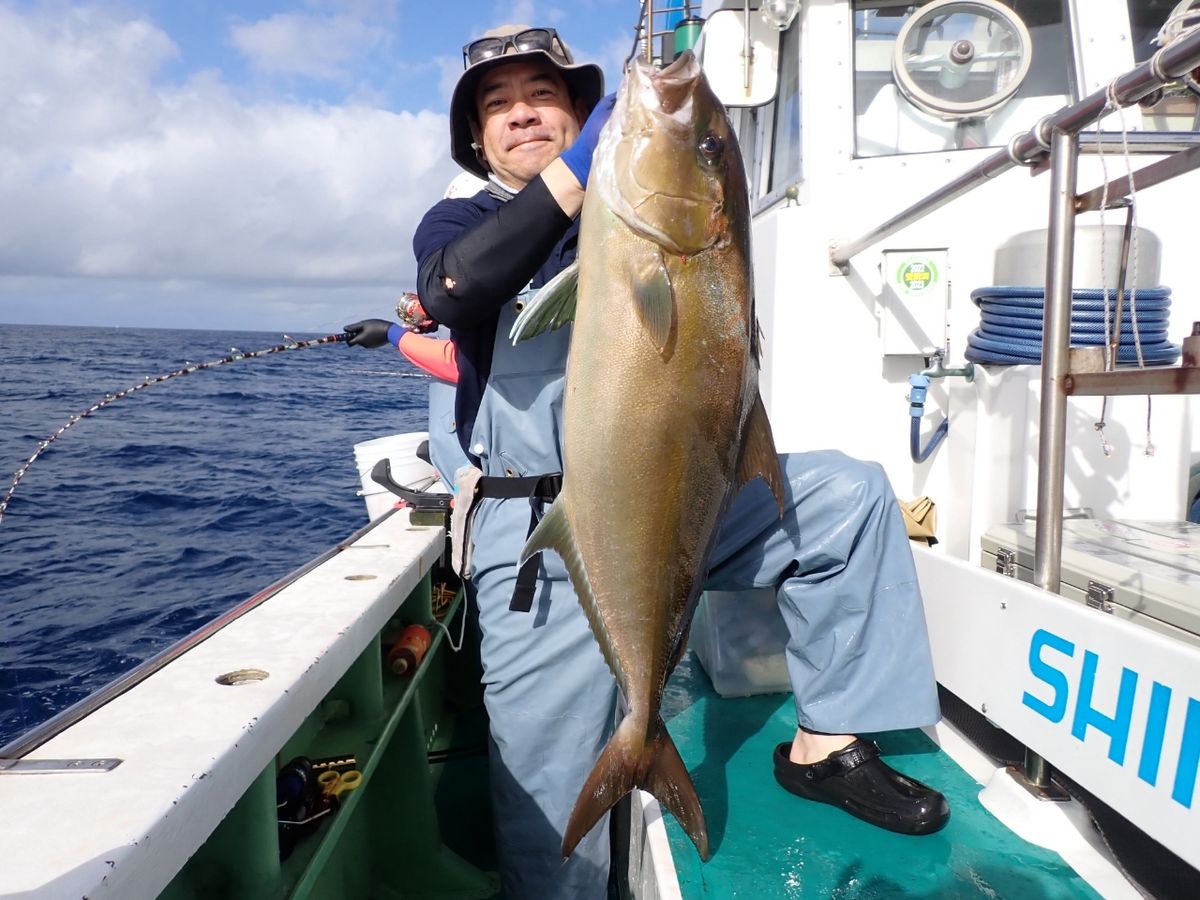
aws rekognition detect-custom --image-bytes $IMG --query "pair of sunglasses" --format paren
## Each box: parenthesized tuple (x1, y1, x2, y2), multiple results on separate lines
(462, 27, 569, 68)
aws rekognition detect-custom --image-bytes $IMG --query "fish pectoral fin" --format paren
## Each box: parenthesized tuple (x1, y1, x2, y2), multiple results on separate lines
(522, 494, 594, 602)
(563, 716, 709, 862)
(524, 496, 619, 683)
(520, 496, 568, 565)
(509, 261, 579, 343)
(630, 247, 675, 355)
(738, 390, 786, 517)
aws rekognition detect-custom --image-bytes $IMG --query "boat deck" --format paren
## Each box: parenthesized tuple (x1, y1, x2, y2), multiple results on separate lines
(660, 653, 1100, 899)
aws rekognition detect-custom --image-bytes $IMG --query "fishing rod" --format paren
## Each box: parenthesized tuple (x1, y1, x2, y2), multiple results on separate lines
(0, 332, 347, 527)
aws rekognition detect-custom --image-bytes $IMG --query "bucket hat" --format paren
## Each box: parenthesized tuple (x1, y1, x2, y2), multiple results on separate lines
(450, 24, 604, 179)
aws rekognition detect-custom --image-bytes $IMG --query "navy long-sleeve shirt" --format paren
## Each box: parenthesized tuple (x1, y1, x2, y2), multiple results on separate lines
(412, 178, 579, 459)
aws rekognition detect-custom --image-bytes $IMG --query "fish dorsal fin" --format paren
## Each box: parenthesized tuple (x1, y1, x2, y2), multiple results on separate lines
(738, 391, 786, 517)
(509, 261, 579, 344)
(631, 246, 674, 354)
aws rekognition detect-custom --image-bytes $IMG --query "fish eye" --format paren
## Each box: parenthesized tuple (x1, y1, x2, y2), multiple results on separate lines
(698, 132, 723, 162)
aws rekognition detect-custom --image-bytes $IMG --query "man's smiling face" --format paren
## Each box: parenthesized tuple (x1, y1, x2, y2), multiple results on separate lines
(472, 59, 586, 188)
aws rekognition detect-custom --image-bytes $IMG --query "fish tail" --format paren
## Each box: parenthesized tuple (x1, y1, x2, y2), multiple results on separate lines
(562, 715, 709, 861)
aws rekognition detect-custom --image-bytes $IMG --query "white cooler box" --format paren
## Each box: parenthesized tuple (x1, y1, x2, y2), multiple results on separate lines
(689, 588, 791, 697)
(980, 519, 1200, 646)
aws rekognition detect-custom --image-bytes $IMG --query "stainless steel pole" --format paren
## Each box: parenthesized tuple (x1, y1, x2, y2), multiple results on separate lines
(647, 0, 655, 63)
(1026, 127, 1078, 793)
(1033, 127, 1078, 597)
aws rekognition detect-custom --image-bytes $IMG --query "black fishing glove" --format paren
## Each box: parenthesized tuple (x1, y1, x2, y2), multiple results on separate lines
(343, 319, 396, 348)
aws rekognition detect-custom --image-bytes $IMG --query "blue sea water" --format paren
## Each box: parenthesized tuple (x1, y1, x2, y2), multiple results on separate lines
(0, 323, 429, 749)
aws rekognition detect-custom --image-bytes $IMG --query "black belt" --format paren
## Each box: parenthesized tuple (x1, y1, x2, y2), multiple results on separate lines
(475, 473, 562, 612)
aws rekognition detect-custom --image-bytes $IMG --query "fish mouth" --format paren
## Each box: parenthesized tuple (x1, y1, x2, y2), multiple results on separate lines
(650, 52, 701, 115)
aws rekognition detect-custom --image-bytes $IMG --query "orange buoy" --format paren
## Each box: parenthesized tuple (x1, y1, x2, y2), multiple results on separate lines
(386, 624, 432, 675)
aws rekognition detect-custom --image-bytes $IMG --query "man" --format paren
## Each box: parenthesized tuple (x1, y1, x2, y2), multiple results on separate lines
(359, 24, 950, 899)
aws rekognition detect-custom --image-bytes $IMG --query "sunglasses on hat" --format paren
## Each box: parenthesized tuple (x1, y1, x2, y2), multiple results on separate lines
(462, 27, 569, 68)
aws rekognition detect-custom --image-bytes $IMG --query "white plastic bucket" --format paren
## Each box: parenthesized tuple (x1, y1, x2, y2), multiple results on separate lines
(352, 431, 436, 521)
(994, 225, 1162, 289)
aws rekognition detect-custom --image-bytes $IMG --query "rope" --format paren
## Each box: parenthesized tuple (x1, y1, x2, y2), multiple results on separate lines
(1098, 73, 1157, 456)
(1157, 1, 1200, 42)
(1094, 84, 1120, 455)
(0, 333, 347, 527)
(430, 604, 468, 653)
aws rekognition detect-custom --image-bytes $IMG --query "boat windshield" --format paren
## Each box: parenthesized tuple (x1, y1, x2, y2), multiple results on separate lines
(853, 0, 1074, 157)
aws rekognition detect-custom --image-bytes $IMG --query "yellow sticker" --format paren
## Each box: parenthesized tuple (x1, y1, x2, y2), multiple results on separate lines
(898, 259, 938, 293)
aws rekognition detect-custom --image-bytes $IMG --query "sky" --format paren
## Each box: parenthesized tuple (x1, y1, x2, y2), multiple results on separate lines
(0, 0, 637, 333)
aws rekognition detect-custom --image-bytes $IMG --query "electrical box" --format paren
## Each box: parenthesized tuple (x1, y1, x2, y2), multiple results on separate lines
(880, 249, 950, 356)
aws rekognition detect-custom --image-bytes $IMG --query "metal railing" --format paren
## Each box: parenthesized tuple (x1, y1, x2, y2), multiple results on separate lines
(635, 0, 701, 64)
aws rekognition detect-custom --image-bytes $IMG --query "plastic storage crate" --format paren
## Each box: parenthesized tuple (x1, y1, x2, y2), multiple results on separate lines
(689, 588, 791, 697)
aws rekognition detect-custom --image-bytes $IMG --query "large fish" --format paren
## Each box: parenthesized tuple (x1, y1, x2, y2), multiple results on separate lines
(512, 51, 784, 860)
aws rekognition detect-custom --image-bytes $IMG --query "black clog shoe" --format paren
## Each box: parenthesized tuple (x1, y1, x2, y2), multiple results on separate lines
(773, 739, 950, 836)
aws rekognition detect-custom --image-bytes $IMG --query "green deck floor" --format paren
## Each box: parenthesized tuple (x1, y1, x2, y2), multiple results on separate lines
(660, 653, 1100, 899)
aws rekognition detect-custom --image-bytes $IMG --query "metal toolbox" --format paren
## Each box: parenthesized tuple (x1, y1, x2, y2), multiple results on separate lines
(981, 519, 1200, 646)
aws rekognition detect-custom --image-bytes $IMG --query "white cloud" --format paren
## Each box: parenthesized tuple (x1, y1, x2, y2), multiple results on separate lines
(0, 3, 460, 330)
(230, 12, 389, 81)
(435, 53, 465, 105)
(499, 1, 537, 29)
(0, 5, 177, 151)
(597, 31, 635, 85)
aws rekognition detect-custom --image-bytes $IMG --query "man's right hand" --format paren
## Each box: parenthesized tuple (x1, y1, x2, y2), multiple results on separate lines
(559, 93, 616, 189)
(343, 319, 396, 348)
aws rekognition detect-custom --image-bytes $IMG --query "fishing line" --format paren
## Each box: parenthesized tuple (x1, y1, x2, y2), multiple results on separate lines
(0, 333, 347, 528)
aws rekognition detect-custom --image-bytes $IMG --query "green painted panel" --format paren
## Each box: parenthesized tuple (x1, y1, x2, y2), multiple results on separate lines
(661, 653, 1100, 899)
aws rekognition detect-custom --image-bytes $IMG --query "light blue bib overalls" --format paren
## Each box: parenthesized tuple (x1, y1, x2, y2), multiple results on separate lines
(463, 297, 940, 899)
(425, 326, 468, 490)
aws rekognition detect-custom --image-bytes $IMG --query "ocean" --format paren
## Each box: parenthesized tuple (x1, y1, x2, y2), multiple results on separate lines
(0, 323, 429, 750)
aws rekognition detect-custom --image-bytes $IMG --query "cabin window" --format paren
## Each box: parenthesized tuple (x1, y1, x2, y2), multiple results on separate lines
(1129, 1, 1200, 132)
(766, 18, 802, 194)
(737, 105, 767, 201)
(853, 0, 1075, 157)
(735, 14, 801, 210)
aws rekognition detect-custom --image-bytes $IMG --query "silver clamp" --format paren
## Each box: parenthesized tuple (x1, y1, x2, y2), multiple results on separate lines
(1006, 133, 1038, 168)
(1032, 114, 1055, 151)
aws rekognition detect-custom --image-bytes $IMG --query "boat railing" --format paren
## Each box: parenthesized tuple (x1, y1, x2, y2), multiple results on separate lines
(633, 0, 702, 64)
(829, 22, 1200, 795)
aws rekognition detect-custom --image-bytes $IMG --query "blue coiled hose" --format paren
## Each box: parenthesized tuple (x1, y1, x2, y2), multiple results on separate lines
(965, 286, 1181, 365)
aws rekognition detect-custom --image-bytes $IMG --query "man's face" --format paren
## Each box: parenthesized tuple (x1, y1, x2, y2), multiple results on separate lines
(472, 59, 586, 188)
